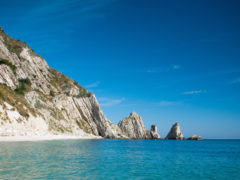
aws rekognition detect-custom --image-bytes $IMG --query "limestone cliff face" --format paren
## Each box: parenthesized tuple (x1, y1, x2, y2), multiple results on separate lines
(0, 27, 123, 138)
(165, 122, 184, 139)
(118, 112, 160, 139)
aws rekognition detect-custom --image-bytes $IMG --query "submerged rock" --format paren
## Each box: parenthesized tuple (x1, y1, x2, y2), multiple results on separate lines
(187, 134, 202, 140)
(165, 122, 184, 139)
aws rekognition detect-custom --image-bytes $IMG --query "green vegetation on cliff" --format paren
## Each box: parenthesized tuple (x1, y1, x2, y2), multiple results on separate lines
(0, 83, 36, 118)
(0, 58, 17, 74)
(14, 78, 31, 95)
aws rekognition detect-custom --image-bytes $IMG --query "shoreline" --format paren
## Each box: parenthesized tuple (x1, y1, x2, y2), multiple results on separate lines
(1, 137, 238, 142)
(0, 134, 103, 142)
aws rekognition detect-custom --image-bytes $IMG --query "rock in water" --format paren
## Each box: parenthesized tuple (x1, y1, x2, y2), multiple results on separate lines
(118, 112, 160, 139)
(150, 125, 161, 139)
(165, 123, 184, 139)
(118, 112, 148, 139)
(187, 134, 202, 140)
(0, 27, 123, 138)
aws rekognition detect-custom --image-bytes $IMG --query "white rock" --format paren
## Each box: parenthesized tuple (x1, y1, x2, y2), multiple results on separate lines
(118, 111, 148, 139)
(165, 122, 184, 139)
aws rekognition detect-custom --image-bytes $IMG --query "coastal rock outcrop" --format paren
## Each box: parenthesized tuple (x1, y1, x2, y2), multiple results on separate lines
(118, 112, 161, 139)
(118, 112, 147, 139)
(150, 125, 161, 139)
(165, 122, 184, 139)
(0, 27, 123, 138)
(187, 134, 202, 140)
(0, 27, 201, 140)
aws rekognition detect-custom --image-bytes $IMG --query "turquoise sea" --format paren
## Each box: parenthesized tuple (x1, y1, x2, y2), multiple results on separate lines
(0, 140, 240, 179)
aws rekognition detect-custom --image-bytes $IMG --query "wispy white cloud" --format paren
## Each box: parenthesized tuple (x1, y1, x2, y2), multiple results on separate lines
(85, 81, 100, 88)
(98, 97, 125, 107)
(13, 0, 118, 48)
(21, 0, 117, 26)
(23, 0, 117, 21)
(157, 101, 182, 106)
(230, 78, 240, 84)
(147, 65, 181, 73)
(173, 65, 181, 70)
(146, 69, 157, 73)
(182, 90, 207, 95)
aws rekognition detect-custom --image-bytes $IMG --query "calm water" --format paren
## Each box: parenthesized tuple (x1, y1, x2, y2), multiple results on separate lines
(0, 140, 240, 180)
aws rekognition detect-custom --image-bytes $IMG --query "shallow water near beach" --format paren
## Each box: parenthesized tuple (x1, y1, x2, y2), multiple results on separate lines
(0, 139, 240, 179)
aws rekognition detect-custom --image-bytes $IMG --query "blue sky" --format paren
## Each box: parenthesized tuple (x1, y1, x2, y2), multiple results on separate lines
(1, 0, 240, 138)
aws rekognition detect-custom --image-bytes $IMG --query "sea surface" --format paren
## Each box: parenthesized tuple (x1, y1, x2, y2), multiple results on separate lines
(0, 139, 240, 179)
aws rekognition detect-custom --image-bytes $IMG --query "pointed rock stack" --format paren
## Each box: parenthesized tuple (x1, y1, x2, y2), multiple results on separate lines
(118, 112, 161, 139)
(165, 122, 184, 139)
(118, 111, 147, 139)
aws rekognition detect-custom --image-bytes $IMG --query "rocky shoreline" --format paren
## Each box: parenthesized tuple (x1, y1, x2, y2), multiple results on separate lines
(0, 27, 201, 141)
(116, 111, 202, 140)
(0, 111, 202, 141)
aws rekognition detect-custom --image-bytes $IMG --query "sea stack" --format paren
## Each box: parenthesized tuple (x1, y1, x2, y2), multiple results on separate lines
(165, 122, 184, 139)
(118, 112, 161, 139)
(118, 111, 147, 139)
(150, 125, 161, 139)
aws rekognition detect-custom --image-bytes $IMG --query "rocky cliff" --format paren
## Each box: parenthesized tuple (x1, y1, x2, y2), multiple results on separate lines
(165, 122, 184, 139)
(0, 27, 124, 138)
(118, 112, 160, 139)
(0, 28, 201, 140)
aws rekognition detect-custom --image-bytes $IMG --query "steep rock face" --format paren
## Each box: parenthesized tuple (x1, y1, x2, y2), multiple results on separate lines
(165, 122, 184, 139)
(0, 27, 123, 138)
(118, 112, 147, 139)
(118, 112, 160, 139)
(150, 125, 161, 139)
